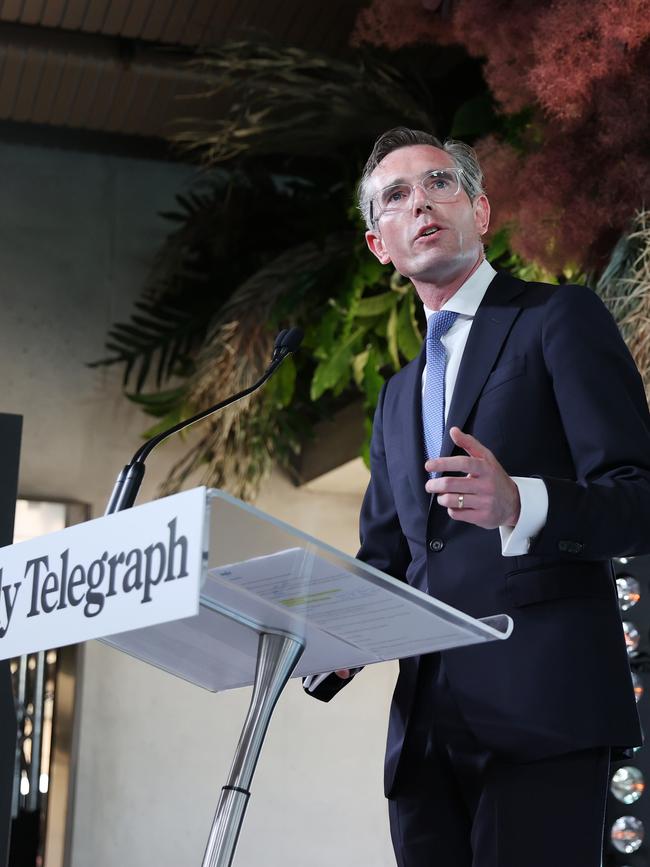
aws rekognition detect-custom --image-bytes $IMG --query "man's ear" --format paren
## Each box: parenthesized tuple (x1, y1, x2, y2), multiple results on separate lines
(365, 228, 392, 265)
(473, 194, 491, 237)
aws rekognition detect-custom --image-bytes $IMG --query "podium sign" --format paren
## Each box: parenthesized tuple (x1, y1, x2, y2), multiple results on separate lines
(0, 487, 206, 660)
(0, 485, 513, 867)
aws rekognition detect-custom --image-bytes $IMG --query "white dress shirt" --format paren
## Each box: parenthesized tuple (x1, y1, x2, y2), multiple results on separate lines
(423, 258, 548, 555)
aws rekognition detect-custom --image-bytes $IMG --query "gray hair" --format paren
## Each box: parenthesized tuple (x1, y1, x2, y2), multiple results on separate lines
(357, 127, 485, 230)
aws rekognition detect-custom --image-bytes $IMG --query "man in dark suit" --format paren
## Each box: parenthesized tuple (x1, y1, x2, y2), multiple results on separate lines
(305, 127, 650, 866)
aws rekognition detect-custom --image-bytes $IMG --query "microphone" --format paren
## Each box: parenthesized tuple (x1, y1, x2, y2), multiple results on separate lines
(104, 327, 304, 515)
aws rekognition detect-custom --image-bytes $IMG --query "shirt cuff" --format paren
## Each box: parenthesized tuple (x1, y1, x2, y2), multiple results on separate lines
(499, 477, 549, 556)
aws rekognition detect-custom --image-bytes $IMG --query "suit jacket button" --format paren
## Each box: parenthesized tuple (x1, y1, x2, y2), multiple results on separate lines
(558, 540, 584, 554)
(429, 538, 444, 552)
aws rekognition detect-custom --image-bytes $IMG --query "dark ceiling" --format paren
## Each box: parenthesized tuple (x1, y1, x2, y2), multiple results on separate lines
(0, 0, 367, 151)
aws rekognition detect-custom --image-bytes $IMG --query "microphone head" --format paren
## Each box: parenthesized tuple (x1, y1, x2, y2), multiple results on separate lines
(272, 329, 289, 361)
(274, 329, 289, 349)
(282, 327, 304, 353)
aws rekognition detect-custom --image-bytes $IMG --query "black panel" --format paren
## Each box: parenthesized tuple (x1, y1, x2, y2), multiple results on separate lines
(0, 415, 21, 867)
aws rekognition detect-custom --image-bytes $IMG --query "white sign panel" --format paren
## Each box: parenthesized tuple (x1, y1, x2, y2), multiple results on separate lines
(0, 487, 207, 660)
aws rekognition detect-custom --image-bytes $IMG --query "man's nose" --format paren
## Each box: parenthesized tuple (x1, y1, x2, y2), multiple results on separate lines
(411, 183, 433, 214)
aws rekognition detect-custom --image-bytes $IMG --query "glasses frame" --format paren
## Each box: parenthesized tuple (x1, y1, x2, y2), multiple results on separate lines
(370, 167, 466, 226)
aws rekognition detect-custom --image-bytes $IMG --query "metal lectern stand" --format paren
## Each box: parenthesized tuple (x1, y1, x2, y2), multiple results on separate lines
(102, 489, 513, 867)
(201, 631, 303, 867)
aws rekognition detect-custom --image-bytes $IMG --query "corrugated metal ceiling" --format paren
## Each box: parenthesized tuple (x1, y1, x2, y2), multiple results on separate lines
(0, 0, 366, 143)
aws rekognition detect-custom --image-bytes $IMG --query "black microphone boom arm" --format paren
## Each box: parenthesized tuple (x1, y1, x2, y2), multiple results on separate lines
(104, 328, 303, 515)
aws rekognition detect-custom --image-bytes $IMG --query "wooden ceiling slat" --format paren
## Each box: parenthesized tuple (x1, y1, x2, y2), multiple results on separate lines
(160, 0, 198, 45)
(40, 0, 68, 27)
(139, 0, 175, 42)
(139, 75, 168, 137)
(80, 0, 112, 32)
(0, 46, 24, 118)
(61, 0, 91, 30)
(47, 57, 84, 125)
(121, 67, 158, 134)
(69, 58, 102, 125)
(284, 1, 319, 47)
(251, 0, 292, 40)
(21, 0, 47, 25)
(0, 0, 26, 22)
(100, 0, 130, 35)
(121, 0, 154, 39)
(217, 0, 255, 42)
(83, 62, 119, 127)
(145, 76, 181, 138)
(30, 51, 66, 122)
(103, 66, 134, 131)
(12, 48, 45, 120)
(181, 0, 217, 46)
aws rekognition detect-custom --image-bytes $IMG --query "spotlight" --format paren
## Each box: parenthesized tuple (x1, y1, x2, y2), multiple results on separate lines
(611, 766, 645, 804)
(611, 815, 644, 854)
(623, 621, 641, 656)
(617, 575, 641, 612)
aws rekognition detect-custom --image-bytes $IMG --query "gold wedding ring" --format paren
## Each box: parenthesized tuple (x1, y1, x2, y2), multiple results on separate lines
(457, 494, 464, 510)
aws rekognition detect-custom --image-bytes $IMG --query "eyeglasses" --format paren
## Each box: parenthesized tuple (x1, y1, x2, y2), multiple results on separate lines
(370, 168, 465, 224)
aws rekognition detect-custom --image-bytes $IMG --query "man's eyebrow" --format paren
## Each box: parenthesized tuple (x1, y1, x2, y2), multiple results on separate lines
(378, 168, 453, 188)
(380, 176, 408, 187)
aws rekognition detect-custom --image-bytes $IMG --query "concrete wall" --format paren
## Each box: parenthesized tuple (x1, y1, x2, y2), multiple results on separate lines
(0, 140, 396, 867)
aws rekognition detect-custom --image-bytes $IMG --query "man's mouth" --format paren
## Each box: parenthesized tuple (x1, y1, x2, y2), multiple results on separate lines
(415, 225, 442, 241)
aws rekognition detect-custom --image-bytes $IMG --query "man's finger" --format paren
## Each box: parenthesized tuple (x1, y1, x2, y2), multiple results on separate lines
(449, 426, 494, 460)
(425, 475, 483, 494)
(425, 455, 482, 475)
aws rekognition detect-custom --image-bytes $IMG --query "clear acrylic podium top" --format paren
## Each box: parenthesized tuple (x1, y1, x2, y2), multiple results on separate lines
(102, 489, 512, 692)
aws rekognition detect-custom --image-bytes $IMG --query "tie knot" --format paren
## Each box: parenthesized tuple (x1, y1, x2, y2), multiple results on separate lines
(427, 310, 458, 342)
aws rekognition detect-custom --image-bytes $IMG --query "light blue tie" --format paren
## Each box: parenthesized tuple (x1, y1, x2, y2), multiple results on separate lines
(422, 310, 458, 470)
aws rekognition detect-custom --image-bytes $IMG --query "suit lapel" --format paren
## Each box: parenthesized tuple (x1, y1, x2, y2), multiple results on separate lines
(392, 343, 431, 512)
(439, 271, 525, 460)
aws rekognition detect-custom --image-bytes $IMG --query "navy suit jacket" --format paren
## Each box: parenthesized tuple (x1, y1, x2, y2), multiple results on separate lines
(312, 271, 650, 797)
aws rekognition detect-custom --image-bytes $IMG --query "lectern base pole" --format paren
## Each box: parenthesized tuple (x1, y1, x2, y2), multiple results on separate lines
(201, 631, 304, 867)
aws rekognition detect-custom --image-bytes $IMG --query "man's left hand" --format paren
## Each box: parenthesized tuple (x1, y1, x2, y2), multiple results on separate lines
(425, 427, 521, 529)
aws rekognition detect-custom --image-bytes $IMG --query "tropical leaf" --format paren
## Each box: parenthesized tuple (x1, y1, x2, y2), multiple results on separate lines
(91, 298, 208, 391)
(397, 294, 423, 360)
(310, 327, 365, 401)
(362, 346, 385, 408)
(355, 292, 399, 317)
(386, 305, 400, 370)
(126, 385, 188, 418)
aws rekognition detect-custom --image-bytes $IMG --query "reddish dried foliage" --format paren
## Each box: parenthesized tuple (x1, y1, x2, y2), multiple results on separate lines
(353, 0, 650, 270)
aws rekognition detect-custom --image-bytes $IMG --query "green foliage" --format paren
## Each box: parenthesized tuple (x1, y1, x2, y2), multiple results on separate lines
(487, 227, 586, 286)
(305, 247, 423, 462)
(92, 38, 557, 497)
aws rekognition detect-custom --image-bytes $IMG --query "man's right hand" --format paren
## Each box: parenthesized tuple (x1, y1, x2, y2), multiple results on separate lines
(335, 669, 352, 679)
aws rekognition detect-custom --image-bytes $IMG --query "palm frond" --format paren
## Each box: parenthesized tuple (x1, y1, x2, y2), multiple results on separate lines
(90, 295, 209, 391)
(597, 210, 650, 398)
(172, 42, 436, 165)
(161, 234, 353, 500)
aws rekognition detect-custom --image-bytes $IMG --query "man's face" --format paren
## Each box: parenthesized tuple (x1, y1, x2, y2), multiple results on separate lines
(364, 145, 490, 288)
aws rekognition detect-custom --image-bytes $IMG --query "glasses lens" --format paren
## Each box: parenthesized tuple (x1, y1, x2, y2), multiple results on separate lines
(379, 184, 411, 211)
(422, 170, 460, 200)
(375, 169, 461, 219)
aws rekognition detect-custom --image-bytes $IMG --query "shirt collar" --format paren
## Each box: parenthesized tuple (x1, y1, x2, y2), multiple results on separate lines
(424, 259, 496, 322)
